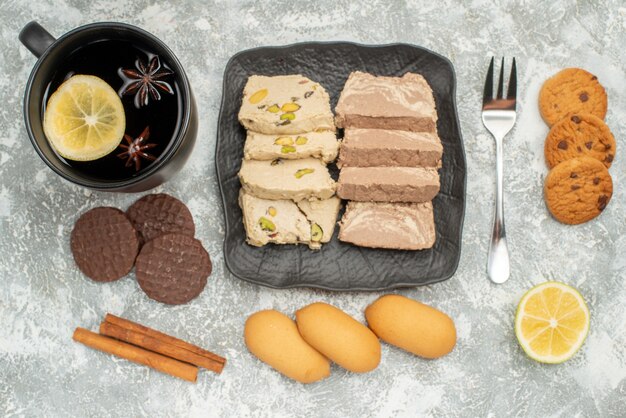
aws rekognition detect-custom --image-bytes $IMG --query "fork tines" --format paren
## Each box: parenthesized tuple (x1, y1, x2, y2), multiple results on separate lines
(483, 57, 517, 108)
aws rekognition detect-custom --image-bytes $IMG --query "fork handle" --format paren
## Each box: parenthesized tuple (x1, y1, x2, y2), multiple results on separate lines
(488, 136, 510, 284)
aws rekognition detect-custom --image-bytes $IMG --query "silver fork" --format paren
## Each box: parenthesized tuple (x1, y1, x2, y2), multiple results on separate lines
(482, 57, 517, 284)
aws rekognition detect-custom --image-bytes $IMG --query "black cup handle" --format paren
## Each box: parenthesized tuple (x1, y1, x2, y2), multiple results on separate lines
(19, 21, 56, 58)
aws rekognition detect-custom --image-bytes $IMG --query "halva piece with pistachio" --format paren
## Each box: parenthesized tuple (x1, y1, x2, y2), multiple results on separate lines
(239, 190, 339, 249)
(244, 131, 339, 163)
(296, 196, 342, 249)
(239, 190, 310, 247)
(238, 75, 335, 134)
(239, 158, 336, 201)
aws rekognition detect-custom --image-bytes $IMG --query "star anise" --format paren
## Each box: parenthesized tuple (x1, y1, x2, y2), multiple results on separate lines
(117, 126, 157, 171)
(118, 55, 174, 108)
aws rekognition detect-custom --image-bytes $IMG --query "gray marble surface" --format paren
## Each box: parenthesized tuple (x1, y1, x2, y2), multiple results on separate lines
(1, 1, 625, 416)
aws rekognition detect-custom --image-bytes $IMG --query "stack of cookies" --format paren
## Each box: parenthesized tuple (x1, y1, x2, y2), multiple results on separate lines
(237, 75, 341, 249)
(70, 194, 212, 305)
(539, 68, 615, 225)
(334, 72, 443, 250)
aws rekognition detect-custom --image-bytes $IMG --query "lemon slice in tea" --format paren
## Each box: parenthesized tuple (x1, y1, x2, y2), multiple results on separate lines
(43, 75, 125, 161)
(515, 281, 589, 364)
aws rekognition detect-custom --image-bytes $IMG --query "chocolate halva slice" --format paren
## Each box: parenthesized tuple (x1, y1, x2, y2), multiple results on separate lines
(244, 131, 339, 163)
(238, 75, 335, 134)
(337, 166, 440, 203)
(339, 201, 436, 250)
(239, 157, 336, 201)
(338, 128, 442, 168)
(239, 190, 339, 249)
(335, 72, 437, 132)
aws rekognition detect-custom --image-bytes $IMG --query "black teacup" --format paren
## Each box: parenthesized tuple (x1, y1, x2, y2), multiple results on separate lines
(20, 21, 198, 192)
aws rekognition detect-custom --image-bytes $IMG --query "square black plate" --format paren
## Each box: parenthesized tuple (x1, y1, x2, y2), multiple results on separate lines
(216, 42, 466, 291)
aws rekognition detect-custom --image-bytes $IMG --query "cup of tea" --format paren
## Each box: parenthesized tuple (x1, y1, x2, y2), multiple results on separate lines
(19, 21, 198, 192)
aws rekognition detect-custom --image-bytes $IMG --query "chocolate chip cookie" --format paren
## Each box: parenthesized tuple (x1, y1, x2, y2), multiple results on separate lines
(539, 68, 607, 126)
(545, 113, 616, 169)
(544, 157, 612, 225)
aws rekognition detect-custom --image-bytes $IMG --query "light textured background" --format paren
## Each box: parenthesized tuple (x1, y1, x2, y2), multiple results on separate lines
(1, 1, 625, 417)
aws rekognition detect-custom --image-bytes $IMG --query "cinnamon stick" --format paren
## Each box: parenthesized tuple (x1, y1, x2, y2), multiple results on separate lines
(72, 327, 198, 383)
(99, 322, 224, 374)
(104, 313, 226, 366)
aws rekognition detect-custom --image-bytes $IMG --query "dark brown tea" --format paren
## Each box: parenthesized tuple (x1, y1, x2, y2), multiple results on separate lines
(42, 39, 183, 181)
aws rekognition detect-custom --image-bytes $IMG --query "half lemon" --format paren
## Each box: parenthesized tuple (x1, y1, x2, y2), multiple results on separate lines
(515, 281, 589, 364)
(43, 75, 125, 161)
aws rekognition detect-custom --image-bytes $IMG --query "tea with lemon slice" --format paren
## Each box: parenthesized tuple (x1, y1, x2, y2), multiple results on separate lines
(44, 75, 126, 161)
(42, 39, 182, 180)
